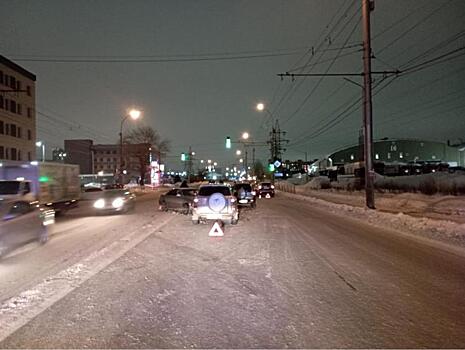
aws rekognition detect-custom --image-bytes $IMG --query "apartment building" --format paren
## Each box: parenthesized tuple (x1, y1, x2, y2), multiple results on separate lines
(0, 55, 36, 161)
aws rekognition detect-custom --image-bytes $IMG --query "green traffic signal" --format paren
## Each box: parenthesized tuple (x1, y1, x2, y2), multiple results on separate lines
(268, 164, 275, 172)
(181, 153, 186, 161)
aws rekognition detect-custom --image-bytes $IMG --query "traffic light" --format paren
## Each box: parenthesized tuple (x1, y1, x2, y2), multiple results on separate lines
(225, 136, 231, 149)
(268, 163, 275, 172)
(181, 153, 186, 161)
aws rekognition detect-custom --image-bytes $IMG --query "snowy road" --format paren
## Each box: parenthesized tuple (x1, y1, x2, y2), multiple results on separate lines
(1, 192, 465, 348)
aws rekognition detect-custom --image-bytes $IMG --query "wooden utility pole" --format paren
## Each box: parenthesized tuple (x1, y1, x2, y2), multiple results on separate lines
(362, 0, 375, 209)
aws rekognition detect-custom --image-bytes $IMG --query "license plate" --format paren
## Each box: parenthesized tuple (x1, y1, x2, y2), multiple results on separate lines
(239, 199, 248, 203)
(265, 194, 271, 198)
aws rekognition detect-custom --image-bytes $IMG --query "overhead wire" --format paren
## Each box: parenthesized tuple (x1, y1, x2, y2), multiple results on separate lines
(269, 0, 358, 117)
(281, 12, 361, 127)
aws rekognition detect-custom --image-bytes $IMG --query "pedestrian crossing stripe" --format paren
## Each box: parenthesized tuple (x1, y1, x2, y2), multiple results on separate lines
(209, 221, 224, 236)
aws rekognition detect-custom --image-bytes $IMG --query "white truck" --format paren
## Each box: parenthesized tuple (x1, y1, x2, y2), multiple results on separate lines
(0, 161, 80, 213)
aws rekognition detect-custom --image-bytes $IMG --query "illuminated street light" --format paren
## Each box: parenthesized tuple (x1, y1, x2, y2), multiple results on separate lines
(120, 108, 142, 183)
(236, 150, 241, 156)
(214, 162, 218, 166)
(242, 132, 249, 140)
(129, 109, 141, 120)
(200, 159, 204, 163)
(35, 141, 45, 162)
(239, 158, 243, 163)
(208, 159, 212, 164)
(256, 102, 265, 111)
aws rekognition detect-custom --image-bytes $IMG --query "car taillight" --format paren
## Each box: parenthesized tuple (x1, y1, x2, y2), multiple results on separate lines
(251, 191, 256, 195)
(258, 185, 262, 189)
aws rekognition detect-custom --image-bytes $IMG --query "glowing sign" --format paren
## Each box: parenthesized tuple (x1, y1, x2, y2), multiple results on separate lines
(39, 176, 50, 182)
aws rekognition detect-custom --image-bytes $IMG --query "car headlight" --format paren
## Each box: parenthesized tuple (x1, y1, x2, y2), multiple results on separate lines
(112, 197, 125, 208)
(93, 198, 105, 209)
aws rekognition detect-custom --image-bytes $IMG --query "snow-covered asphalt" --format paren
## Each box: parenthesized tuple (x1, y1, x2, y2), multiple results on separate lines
(1, 191, 465, 348)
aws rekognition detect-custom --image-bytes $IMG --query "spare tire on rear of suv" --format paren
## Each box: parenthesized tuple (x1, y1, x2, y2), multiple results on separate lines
(208, 193, 226, 212)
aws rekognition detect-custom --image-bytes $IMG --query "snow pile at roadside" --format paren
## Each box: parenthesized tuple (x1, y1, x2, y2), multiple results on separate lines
(302, 177, 330, 190)
(279, 191, 465, 247)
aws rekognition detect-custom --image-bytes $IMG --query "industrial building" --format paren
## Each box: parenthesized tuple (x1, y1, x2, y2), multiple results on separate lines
(328, 139, 464, 167)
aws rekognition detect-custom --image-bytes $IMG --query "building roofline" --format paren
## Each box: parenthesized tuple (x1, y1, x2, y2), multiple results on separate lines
(0, 55, 37, 81)
(326, 138, 451, 158)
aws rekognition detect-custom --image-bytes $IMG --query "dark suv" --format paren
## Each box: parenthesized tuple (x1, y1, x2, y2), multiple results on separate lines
(257, 182, 275, 198)
(233, 183, 256, 208)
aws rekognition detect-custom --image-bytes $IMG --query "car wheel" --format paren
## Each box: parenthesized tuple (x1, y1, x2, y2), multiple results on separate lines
(251, 201, 256, 209)
(231, 217, 238, 225)
(192, 218, 200, 225)
(159, 203, 167, 211)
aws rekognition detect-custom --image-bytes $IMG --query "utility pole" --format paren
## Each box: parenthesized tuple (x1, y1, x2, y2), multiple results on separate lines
(244, 148, 248, 177)
(362, 0, 375, 209)
(188, 146, 193, 183)
(268, 119, 288, 181)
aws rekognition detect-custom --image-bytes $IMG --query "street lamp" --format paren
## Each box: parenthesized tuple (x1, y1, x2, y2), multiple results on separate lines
(236, 149, 241, 156)
(35, 141, 45, 162)
(242, 132, 249, 140)
(120, 108, 141, 182)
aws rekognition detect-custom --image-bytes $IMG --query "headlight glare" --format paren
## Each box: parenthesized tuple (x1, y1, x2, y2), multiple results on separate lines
(93, 198, 105, 209)
(112, 197, 124, 208)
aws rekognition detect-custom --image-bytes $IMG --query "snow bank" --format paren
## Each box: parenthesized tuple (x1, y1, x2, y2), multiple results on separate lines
(278, 191, 465, 248)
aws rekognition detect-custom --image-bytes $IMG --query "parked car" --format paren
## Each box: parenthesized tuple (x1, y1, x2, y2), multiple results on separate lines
(233, 182, 256, 208)
(159, 188, 197, 214)
(0, 199, 55, 259)
(191, 185, 238, 225)
(257, 182, 275, 198)
(89, 188, 136, 214)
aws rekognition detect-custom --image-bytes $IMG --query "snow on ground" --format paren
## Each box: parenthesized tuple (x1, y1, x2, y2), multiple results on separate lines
(277, 190, 465, 249)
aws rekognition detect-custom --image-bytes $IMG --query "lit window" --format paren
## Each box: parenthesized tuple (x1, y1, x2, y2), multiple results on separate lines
(375, 154, 379, 160)
(399, 152, 403, 159)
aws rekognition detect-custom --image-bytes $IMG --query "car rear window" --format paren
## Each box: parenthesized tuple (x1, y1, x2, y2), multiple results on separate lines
(198, 186, 231, 196)
(181, 189, 196, 196)
(234, 184, 252, 191)
(261, 183, 272, 188)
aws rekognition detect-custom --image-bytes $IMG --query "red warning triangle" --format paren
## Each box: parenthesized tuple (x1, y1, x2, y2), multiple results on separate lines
(209, 221, 224, 237)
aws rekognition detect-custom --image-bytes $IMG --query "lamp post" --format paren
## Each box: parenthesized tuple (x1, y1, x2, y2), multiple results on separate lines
(119, 109, 141, 183)
(35, 141, 45, 162)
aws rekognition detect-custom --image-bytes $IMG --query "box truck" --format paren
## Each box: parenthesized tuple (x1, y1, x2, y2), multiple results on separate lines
(0, 161, 80, 213)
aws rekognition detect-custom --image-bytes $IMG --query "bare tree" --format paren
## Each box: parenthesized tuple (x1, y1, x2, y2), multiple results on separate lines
(123, 126, 171, 185)
(124, 126, 171, 162)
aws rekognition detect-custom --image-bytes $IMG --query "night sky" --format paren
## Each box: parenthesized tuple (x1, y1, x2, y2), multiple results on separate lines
(2, 0, 465, 170)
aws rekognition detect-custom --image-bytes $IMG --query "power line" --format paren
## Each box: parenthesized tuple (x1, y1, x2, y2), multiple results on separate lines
(280, 13, 361, 126)
(10, 51, 305, 64)
(376, 1, 454, 56)
(400, 45, 465, 75)
(269, 0, 358, 117)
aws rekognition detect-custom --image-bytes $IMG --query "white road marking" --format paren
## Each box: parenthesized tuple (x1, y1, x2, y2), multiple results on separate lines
(0, 215, 175, 342)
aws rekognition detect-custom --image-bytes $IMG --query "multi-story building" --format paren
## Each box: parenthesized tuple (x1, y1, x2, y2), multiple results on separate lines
(0, 55, 36, 161)
(65, 139, 152, 181)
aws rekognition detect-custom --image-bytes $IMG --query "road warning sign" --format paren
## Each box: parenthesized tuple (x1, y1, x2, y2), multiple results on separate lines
(209, 221, 224, 237)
